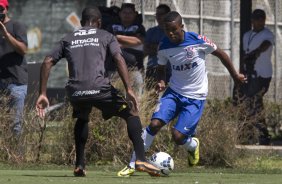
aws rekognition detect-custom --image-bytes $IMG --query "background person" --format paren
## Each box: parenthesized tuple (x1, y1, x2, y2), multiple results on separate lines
(0, 0, 28, 138)
(144, 4, 171, 90)
(235, 9, 274, 145)
(107, 3, 146, 96)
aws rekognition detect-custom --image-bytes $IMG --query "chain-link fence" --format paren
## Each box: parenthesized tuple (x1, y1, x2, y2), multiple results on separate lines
(111, 0, 282, 101)
(7, 0, 282, 101)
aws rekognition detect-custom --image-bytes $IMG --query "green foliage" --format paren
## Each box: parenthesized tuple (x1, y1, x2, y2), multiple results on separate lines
(0, 90, 282, 169)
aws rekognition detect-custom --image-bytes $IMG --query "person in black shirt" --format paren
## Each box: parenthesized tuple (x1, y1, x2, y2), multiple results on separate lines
(35, 7, 160, 177)
(107, 3, 146, 96)
(0, 0, 28, 137)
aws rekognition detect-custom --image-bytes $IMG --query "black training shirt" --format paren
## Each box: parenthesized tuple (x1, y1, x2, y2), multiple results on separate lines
(48, 26, 122, 100)
(0, 20, 28, 85)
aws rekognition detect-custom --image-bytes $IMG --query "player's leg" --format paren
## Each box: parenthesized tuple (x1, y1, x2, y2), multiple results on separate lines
(172, 128, 200, 166)
(172, 97, 205, 166)
(95, 87, 161, 176)
(72, 104, 91, 177)
(143, 87, 180, 146)
(126, 119, 166, 169)
(119, 87, 179, 175)
(123, 115, 161, 176)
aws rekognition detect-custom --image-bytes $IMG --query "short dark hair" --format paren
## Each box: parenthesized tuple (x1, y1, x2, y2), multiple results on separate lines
(157, 4, 171, 14)
(81, 7, 101, 22)
(251, 9, 266, 20)
(164, 11, 182, 24)
(121, 3, 135, 12)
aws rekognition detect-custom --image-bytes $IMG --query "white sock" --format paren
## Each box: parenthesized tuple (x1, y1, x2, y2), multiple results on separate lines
(129, 152, 137, 168)
(128, 127, 155, 169)
(183, 137, 198, 152)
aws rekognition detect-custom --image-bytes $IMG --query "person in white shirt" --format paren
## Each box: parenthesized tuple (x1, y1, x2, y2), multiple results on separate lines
(117, 11, 246, 177)
(239, 9, 274, 145)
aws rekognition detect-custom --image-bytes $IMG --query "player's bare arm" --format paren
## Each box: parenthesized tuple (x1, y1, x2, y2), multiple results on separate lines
(156, 64, 167, 93)
(113, 53, 139, 111)
(212, 48, 246, 84)
(0, 21, 27, 56)
(36, 56, 54, 118)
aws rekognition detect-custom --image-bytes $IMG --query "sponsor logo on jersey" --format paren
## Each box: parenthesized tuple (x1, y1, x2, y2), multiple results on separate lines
(184, 127, 190, 131)
(71, 38, 99, 45)
(74, 29, 97, 36)
(172, 62, 198, 71)
(72, 90, 101, 97)
(184, 47, 195, 59)
(71, 38, 99, 48)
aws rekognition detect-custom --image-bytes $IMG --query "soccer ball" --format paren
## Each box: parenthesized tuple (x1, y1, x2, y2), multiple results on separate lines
(148, 152, 174, 176)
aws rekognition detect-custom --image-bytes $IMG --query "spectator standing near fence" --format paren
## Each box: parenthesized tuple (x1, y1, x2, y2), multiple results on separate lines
(35, 7, 160, 177)
(144, 4, 171, 90)
(107, 3, 146, 96)
(236, 9, 274, 145)
(0, 0, 28, 138)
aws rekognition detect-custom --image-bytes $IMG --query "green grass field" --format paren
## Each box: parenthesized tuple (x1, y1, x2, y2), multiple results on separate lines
(0, 166, 281, 184)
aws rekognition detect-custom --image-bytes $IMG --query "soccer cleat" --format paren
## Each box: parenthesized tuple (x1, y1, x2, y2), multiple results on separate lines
(73, 165, 86, 177)
(117, 165, 135, 177)
(135, 160, 161, 177)
(187, 137, 200, 166)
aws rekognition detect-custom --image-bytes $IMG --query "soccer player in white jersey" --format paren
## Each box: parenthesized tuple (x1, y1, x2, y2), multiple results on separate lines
(118, 11, 246, 177)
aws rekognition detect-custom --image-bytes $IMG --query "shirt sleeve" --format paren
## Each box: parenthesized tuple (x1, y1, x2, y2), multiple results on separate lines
(265, 30, 275, 45)
(203, 41, 217, 54)
(13, 22, 28, 46)
(47, 40, 65, 64)
(198, 34, 217, 54)
(108, 34, 122, 56)
(157, 50, 168, 65)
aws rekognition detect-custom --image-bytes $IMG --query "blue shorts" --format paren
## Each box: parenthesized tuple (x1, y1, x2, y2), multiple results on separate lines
(152, 88, 205, 136)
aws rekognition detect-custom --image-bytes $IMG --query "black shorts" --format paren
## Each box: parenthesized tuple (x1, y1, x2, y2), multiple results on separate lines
(70, 86, 137, 121)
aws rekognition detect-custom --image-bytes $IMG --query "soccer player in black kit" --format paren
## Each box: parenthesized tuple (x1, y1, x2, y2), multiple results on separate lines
(35, 7, 160, 177)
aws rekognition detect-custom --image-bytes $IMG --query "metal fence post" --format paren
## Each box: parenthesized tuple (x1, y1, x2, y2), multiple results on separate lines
(230, 0, 235, 97)
(274, 0, 278, 102)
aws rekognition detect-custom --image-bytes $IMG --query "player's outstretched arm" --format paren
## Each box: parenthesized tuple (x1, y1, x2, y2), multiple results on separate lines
(36, 56, 54, 118)
(212, 48, 246, 84)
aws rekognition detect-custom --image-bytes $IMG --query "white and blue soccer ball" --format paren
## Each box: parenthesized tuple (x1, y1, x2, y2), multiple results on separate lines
(149, 152, 174, 176)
